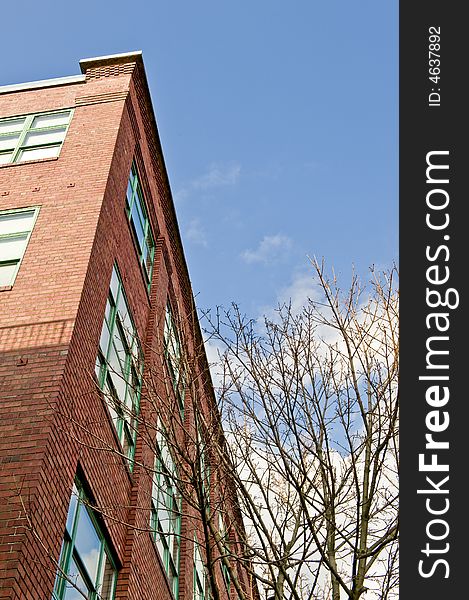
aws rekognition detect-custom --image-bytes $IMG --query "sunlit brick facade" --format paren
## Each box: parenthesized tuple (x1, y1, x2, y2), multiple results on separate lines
(0, 52, 253, 600)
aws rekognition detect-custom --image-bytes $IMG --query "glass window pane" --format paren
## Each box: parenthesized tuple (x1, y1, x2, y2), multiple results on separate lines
(151, 477, 159, 504)
(95, 355, 102, 381)
(65, 483, 79, 534)
(104, 380, 119, 426)
(98, 265, 142, 461)
(131, 163, 138, 183)
(0, 134, 20, 151)
(31, 112, 70, 128)
(130, 204, 145, 249)
(0, 118, 25, 134)
(23, 128, 66, 147)
(156, 534, 165, 562)
(110, 269, 119, 303)
(130, 368, 141, 401)
(130, 338, 141, 369)
(107, 401, 119, 428)
(116, 294, 129, 328)
(62, 557, 89, 600)
(0, 234, 29, 261)
(159, 505, 170, 533)
(0, 152, 13, 164)
(99, 322, 111, 356)
(146, 231, 154, 260)
(169, 533, 179, 563)
(104, 298, 113, 325)
(142, 242, 149, 267)
(0, 262, 18, 286)
(107, 339, 125, 380)
(0, 210, 36, 235)
(125, 165, 155, 288)
(120, 311, 134, 349)
(126, 180, 134, 208)
(75, 507, 101, 585)
(122, 424, 133, 457)
(134, 188, 146, 223)
(109, 367, 127, 405)
(143, 241, 154, 280)
(55, 483, 117, 600)
(18, 145, 60, 161)
(152, 437, 181, 589)
(99, 553, 116, 600)
(112, 323, 128, 363)
(124, 381, 134, 412)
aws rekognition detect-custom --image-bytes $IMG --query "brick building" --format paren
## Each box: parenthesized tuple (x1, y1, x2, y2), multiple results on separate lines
(0, 52, 254, 600)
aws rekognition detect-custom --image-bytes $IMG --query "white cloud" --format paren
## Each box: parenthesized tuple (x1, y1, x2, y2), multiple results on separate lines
(241, 234, 292, 265)
(192, 162, 241, 190)
(175, 162, 241, 203)
(275, 270, 319, 314)
(185, 218, 208, 247)
(174, 188, 189, 204)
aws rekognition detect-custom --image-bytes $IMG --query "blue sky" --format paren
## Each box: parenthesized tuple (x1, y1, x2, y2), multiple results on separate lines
(0, 1, 398, 316)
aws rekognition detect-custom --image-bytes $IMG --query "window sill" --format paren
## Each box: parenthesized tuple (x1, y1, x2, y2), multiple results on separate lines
(0, 156, 59, 169)
(0, 285, 13, 292)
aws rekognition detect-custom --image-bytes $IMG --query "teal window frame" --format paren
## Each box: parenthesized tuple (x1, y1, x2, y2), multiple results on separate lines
(151, 432, 181, 598)
(218, 513, 231, 593)
(164, 301, 185, 416)
(125, 162, 155, 289)
(193, 537, 206, 600)
(53, 479, 117, 600)
(95, 265, 143, 464)
(0, 206, 39, 287)
(0, 109, 73, 165)
(197, 428, 210, 506)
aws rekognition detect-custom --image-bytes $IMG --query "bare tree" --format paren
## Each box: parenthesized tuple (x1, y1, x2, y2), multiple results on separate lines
(203, 260, 399, 600)
(15, 261, 398, 600)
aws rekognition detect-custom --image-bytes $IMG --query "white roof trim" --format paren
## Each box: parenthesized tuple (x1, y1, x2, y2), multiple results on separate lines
(0, 74, 86, 95)
(79, 51, 143, 73)
(80, 50, 142, 65)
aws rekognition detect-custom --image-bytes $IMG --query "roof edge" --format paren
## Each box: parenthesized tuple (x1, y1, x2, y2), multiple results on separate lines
(79, 51, 143, 73)
(0, 74, 86, 96)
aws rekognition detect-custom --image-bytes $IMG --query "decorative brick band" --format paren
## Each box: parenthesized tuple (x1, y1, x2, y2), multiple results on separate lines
(85, 63, 136, 80)
(75, 90, 129, 106)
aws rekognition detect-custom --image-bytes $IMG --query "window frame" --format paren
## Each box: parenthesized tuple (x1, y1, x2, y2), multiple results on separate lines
(53, 479, 117, 600)
(218, 513, 231, 593)
(193, 536, 207, 600)
(163, 301, 185, 416)
(0, 109, 73, 165)
(95, 264, 143, 464)
(125, 161, 155, 290)
(197, 427, 210, 506)
(150, 431, 182, 598)
(0, 206, 40, 288)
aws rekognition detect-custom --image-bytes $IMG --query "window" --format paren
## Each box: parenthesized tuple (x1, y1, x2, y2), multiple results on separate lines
(0, 110, 72, 165)
(197, 428, 210, 505)
(218, 514, 231, 592)
(125, 162, 155, 288)
(164, 301, 185, 415)
(194, 539, 206, 600)
(53, 480, 117, 600)
(0, 207, 39, 287)
(96, 265, 143, 462)
(151, 433, 181, 597)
